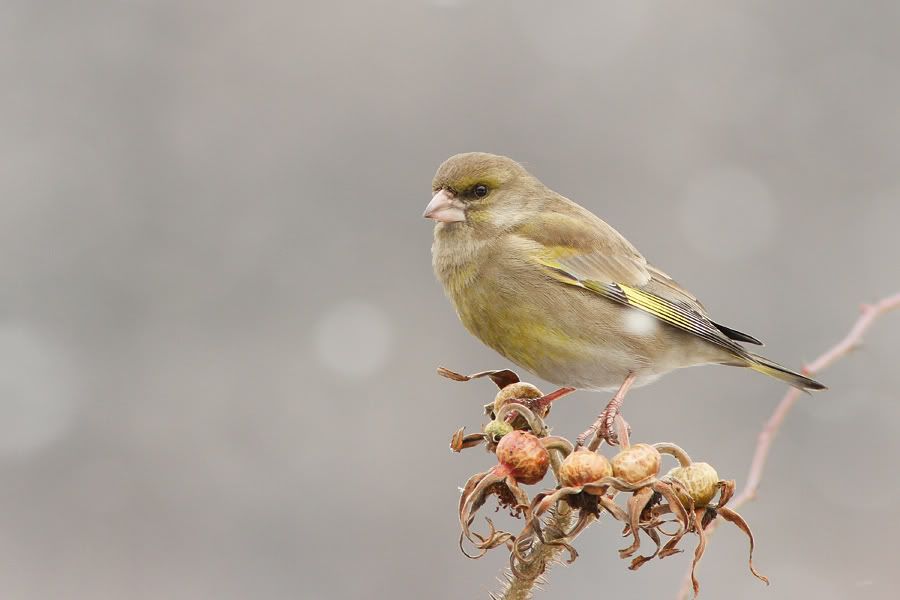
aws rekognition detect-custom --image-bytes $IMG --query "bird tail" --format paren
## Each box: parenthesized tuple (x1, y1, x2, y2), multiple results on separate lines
(745, 353, 826, 391)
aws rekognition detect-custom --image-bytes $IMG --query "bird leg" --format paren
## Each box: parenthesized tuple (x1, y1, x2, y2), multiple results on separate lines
(527, 386, 577, 411)
(503, 387, 576, 424)
(576, 372, 637, 448)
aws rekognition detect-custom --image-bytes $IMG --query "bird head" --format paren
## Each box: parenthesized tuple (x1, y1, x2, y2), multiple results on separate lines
(424, 153, 542, 232)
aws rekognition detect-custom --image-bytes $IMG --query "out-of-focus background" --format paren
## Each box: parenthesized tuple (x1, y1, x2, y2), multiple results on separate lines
(2, 1, 899, 598)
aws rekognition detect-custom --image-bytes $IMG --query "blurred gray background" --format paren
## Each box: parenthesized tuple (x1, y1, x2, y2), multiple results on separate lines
(1, 1, 899, 598)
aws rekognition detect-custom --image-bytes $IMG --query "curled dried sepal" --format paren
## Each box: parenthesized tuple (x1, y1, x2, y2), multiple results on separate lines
(450, 427, 487, 452)
(716, 479, 736, 508)
(645, 473, 765, 596)
(522, 480, 629, 561)
(458, 518, 514, 559)
(458, 470, 522, 557)
(494, 402, 547, 436)
(717, 507, 769, 586)
(649, 480, 691, 555)
(689, 508, 708, 597)
(437, 366, 520, 389)
(581, 474, 656, 494)
(628, 526, 662, 571)
(621, 487, 654, 558)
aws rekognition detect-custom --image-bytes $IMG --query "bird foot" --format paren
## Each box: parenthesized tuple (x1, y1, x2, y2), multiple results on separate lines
(576, 406, 630, 449)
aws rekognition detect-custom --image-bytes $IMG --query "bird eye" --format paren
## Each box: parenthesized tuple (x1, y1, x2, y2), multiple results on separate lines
(473, 184, 489, 198)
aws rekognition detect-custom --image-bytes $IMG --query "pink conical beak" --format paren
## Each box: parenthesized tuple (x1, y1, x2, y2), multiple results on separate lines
(423, 189, 466, 223)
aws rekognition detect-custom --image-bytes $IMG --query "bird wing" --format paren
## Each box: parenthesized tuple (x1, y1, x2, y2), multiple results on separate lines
(518, 208, 752, 357)
(644, 265, 763, 346)
(513, 204, 652, 286)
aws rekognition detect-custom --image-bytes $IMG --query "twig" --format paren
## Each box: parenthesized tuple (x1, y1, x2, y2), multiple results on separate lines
(675, 291, 900, 600)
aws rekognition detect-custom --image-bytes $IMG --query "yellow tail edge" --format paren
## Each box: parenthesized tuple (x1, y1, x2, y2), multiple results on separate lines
(747, 353, 827, 391)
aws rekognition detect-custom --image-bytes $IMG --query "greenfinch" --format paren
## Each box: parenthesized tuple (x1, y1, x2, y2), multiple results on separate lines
(424, 152, 824, 444)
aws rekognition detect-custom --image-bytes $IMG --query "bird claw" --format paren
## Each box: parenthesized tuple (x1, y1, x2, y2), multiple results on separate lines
(576, 406, 630, 449)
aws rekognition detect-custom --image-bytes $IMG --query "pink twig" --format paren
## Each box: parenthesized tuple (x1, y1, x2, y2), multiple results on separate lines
(675, 291, 900, 600)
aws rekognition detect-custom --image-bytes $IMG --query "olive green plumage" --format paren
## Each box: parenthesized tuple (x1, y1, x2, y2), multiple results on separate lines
(426, 152, 825, 393)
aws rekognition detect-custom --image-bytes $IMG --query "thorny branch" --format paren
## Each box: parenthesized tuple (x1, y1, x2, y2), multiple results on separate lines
(442, 292, 899, 600)
(447, 372, 763, 599)
(675, 292, 900, 600)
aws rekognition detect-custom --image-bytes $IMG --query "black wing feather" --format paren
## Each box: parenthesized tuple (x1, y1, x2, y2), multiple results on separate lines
(712, 322, 763, 346)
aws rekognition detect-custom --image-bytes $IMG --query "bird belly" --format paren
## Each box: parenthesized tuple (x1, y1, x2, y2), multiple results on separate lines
(453, 277, 724, 391)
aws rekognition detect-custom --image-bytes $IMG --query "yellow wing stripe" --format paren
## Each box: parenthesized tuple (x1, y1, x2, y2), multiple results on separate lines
(619, 285, 693, 328)
(617, 284, 747, 354)
(537, 257, 748, 357)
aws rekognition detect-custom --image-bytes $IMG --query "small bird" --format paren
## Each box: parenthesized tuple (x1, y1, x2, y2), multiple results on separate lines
(424, 152, 824, 446)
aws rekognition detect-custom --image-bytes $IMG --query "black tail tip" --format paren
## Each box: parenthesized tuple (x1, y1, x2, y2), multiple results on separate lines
(806, 379, 827, 391)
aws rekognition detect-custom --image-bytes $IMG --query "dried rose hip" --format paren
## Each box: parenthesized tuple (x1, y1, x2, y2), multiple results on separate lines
(493, 382, 544, 415)
(611, 443, 661, 484)
(495, 430, 550, 485)
(666, 462, 719, 508)
(559, 449, 613, 488)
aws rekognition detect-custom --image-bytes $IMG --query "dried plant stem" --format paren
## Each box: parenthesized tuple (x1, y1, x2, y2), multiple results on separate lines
(497, 506, 573, 600)
(496, 446, 572, 600)
(675, 291, 900, 600)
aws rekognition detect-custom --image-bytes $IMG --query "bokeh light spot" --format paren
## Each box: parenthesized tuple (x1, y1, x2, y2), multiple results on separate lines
(0, 324, 78, 457)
